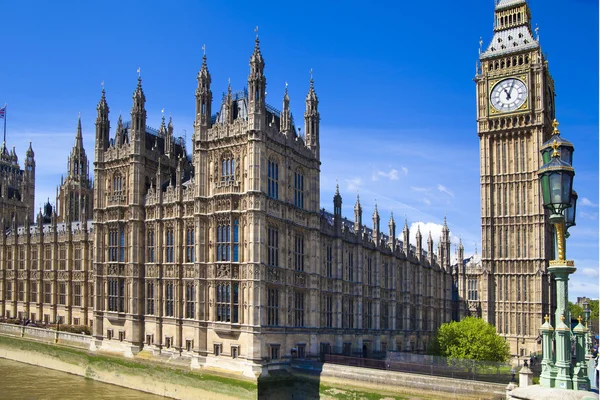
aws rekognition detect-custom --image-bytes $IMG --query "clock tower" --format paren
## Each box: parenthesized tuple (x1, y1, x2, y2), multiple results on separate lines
(475, 0, 556, 356)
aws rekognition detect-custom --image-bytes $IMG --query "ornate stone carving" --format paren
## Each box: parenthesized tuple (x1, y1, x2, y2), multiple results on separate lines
(164, 265, 176, 278)
(267, 267, 281, 283)
(295, 273, 306, 287)
(216, 264, 230, 279)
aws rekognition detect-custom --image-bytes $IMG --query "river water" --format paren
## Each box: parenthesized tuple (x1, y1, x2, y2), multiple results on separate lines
(0, 358, 165, 399)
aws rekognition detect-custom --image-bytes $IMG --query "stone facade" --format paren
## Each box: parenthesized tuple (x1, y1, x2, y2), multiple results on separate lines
(473, 0, 556, 356)
(0, 37, 461, 377)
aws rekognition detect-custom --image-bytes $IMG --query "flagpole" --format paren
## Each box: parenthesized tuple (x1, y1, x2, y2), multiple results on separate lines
(3, 104, 6, 143)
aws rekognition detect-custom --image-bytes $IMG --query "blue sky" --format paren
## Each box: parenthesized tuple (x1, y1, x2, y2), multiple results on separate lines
(1, 0, 598, 300)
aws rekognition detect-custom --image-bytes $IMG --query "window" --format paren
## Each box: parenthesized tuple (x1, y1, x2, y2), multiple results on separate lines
(30, 282, 37, 303)
(186, 340, 194, 352)
(294, 291, 305, 327)
(146, 334, 154, 346)
(119, 331, 125, 342)
(59, 246, 66, 270)
(367, 256, 372, 285)
(88, 283, 94, 310)
(18, 281, 24, 301)
(165, 337, 172, 349)
(498, 276, 503, 301)
(221, 153, 235, 181)
(216, 224, 230, 262)
(516, 276, 521, 301)
(31, 248, 38, 269)
(267, 226, 278, 267)
(348, 252, 354, 282)
(324, 295, 333, 328)
(19, 248, 24, 270)
(107, 329, 114, 340)
(231, 346, 238, 359)
(214, 343, 222, 356)
(294, 234, 304, 271)
(521, 140, 525, 172)
(166, 229, 174, 263)
(44, 283, 52, 303)
(294, 170, 304, 208)
(58, 282, 66, 305)
(185, 282, 195, 319)
(108, 228, 124, 262)
(468, 278, 478, 301)
(186, 228, 195, 263)
(343, 297, 354, 329)
(233, 220, 239, 262)
(44, 246, 52, 270)
(325, 244, 332, 277)
(270, 345, 280, 360)
(147, 230, 155, 263)
(216, 283, 230, 322)
(267, 159, 279, 199)
(498, 313, 503, 333)
(74, 247, 82, 271)
(267, 288, 279, 326)
(6, 249, 12, 270)
(396, 302, 403, 330)
(383, 263, 389, 289)
(297, 344, 306, 358)
(364, 300, 373, 329)
(165, 282, 174, 317)
(146, 281, 155, 315)
(73, 282, 82, 307)
(108, 278, 125, 312)
(113, 174, 123, 195)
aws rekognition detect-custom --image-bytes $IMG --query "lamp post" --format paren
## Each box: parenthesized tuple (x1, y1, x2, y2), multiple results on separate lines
(537, 119, 588, 390)
(583, 301, 591, 359)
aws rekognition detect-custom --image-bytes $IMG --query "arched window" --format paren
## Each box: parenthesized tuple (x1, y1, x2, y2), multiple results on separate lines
(221, 153, 235, 181)
(267, 158, 279, 199)
(166, 229, 174, 263)
(186, 228, 195, 263)
(294, 169, 304, 209)
(113, 174, 123, 195)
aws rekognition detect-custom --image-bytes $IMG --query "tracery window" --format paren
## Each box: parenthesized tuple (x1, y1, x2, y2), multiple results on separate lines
(216, 220, 239, 262)
(166, 229, 174, 263)
(324, 295, 333, 328)
(221, 153, 235, 181)
(185, 282, 195, 319)
(5, 282, 12, 301)
(267, 226, 278, 267)
(73, 282, 82, 307)
(147, 230, 155, 263)
(267, 288, 279, 326)
(59, 246, 66, 270)
(58, 282, 66, 305)
(18, 282, 24, 301)
(294, 291, 305, 327)
(113, 173, 123, 195)
(348, 252, 354, 282)
(146, 281, 155, 315)
(367, 256, 373, 285)
(325, 244, 333, 277)
(108, 278, 125, 312)
(30, 282, 38, 303)
(44, 283, 51, 303)
(186, 228, 195, 263)
(294, 170, 304, 209)
(74, 247, 82, 271)
(216, 283, 238, 323)
(165, 281, 174, 317)
(364, 300, 373, 330)
(468, 278, 478, 301)
(294, 233, 305, 271)
(267, 159, 279, 199)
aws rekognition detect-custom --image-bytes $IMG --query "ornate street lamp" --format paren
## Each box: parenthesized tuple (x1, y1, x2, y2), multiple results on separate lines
(537, 119, 589, 391)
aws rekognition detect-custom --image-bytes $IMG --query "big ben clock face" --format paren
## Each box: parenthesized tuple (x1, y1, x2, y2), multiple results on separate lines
(490, 78, 527, 112)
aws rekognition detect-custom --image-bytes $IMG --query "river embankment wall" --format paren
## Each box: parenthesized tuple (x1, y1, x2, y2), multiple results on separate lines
(0, 323, 508, 399)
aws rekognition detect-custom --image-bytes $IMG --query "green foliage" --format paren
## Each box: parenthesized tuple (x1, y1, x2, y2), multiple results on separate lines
(569, 302, 584, 321)
(427, 317, 510, 362)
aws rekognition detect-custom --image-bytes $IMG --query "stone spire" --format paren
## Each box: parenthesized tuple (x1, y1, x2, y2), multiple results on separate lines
(130, 73, 146, 142)
(333, 183, 342, 231)
(372, 203, 380, 244)
(195, 50, 212, 142)
(95, 87, 110, 152)
(354, 194, 362, 232)
(402, 218, 409, 254)
(248, 33, 266, 131)
(304, 71, 320, 159)
(416, 224, 423, 260)
(389, 212, 396, 251)
(281, 83, 292, 134)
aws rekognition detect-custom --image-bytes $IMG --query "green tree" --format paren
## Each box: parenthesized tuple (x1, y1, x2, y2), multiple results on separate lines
(569, 301, 584, 321)
(427, 317, 510, 362)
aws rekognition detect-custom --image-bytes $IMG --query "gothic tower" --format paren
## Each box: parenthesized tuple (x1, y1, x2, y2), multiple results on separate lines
(475, 0, 555, 355)
(58, 116, 93, 223)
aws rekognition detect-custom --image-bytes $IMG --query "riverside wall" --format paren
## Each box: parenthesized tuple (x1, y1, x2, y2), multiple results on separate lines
(0, 323, 508, 399)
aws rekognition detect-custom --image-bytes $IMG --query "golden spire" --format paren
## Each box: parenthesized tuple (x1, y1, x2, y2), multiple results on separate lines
(552, 119, 560, 135)
(544, 314, 549, 323)
(560, 314, 565, 322)
(578, 315, 583, 324)
(551, 139, 560, 158)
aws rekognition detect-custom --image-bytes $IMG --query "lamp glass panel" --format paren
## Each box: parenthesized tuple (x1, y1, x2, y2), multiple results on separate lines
(549, 173, 564, 205)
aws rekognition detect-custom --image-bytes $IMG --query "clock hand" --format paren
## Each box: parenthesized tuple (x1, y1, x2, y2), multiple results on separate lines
(503, 88, 511, 100)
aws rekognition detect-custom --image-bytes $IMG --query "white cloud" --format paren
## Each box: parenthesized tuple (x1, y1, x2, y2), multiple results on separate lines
(423, 198, 431, 206)
(345, 177, 362, 191)
(401, 166, 408, 175)
(580, 197, 597, 207)
(411, 186, 431, 192)
(437, 184, 454, 197)
(582, 268, 599, 278)
(373, 168, 399, 181)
